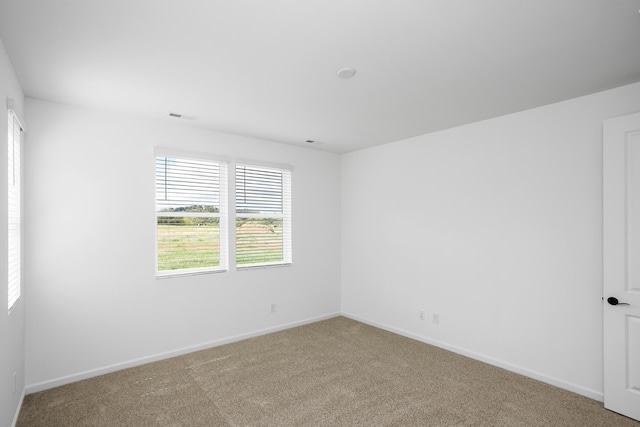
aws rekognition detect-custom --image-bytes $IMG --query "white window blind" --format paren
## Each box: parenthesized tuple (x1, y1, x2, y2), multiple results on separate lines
(155, 154, 228, 276)
(8, 110, 22, 310)
(235, 163, 291, 267)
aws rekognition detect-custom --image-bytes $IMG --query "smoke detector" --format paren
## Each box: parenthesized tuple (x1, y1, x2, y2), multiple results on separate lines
(336, 68, 356, 79)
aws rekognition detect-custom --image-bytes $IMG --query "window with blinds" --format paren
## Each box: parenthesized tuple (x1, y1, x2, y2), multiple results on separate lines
(8, 110, 22, 310)
(155, 154, 228, 276)
(236, 164, 292, 268)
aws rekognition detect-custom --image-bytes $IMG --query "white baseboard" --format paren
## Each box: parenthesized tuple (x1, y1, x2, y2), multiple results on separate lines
(26, 312, 341, 394)
(11, 388, 25, 427)
(341, 312, 604, 402)
(24, 311, 603, 403)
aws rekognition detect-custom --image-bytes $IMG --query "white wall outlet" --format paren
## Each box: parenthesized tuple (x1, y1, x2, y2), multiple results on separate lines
(270, 303, 277, 313)
(419, 310, 425, 320)
(432, 313, 440, 324)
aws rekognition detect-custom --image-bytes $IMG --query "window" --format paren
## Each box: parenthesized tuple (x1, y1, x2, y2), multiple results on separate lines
(235, 163, 292, 268)
(155, 153, 228, 276)
(8, 109, 22, 310)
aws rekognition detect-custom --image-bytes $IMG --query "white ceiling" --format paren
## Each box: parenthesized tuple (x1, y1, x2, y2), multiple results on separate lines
(1, 1, 639, 153)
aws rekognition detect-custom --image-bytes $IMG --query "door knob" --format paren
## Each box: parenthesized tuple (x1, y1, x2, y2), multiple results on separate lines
(607, 297, 630, 306)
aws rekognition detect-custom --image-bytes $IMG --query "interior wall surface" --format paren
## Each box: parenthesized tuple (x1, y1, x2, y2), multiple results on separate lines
(24, 98, 342, 391)
(0, 35, 25, 427)
(341, 82, 640, 400)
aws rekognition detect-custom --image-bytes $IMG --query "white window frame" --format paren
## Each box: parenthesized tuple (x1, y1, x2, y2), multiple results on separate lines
(235, 161, 292, 269)
(155, 149, 229, 278)
(8, 108, 23, 311)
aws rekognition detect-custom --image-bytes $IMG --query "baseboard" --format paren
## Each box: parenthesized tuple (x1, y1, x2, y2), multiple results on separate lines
(341, 312, 604, 402)
(25, 311, 603, 402)
(11, 387, 25, 427)
(26, 312, 341, 394)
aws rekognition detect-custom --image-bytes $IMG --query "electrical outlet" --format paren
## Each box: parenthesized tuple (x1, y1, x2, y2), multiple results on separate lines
(419, 310, 425, 320)
(432, 313, 440, 324)
(270, 303, 277, 313)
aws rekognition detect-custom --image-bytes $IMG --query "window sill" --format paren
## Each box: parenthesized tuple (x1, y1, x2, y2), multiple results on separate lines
(237, 262, 292, 271)
(156, 268, 228, 279)
(8, 299, 19, 315)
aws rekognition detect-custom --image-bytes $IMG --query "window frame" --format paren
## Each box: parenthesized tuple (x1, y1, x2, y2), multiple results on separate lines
(235, 161, 292, 270)
(8, 108, 23, 311)
(154, 149, 229, 278)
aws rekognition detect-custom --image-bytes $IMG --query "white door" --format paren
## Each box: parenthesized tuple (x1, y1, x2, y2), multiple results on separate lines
(603, 111, 640, 421)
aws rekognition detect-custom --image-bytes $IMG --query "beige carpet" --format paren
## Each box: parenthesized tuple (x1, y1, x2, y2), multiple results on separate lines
(17, 316, 640, 426)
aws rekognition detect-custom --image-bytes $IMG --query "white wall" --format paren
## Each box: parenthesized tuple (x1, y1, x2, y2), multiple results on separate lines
(0, 36, 25, 427)
(341, 82, 640, 400)
(24, 99, 341, 391)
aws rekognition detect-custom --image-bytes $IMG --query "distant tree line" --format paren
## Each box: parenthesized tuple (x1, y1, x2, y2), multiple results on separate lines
(157, 205, 281, 229)
(165, 205, 219, 213)
(158, 205, 219, 225)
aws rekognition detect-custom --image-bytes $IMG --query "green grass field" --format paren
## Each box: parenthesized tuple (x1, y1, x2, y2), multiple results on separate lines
(157, 219, 284, 271)
(157, 224, 220, 271)
(236, 219, 283, 265)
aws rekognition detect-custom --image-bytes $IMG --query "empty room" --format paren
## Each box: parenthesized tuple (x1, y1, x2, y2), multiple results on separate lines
(2, 1, 640, 426)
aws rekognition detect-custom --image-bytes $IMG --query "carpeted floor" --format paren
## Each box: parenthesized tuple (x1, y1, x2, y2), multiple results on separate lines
(17, 316, 640, 426)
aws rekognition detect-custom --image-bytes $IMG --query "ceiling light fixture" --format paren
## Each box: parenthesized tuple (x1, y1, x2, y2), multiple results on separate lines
(336, 67, 356, 79)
